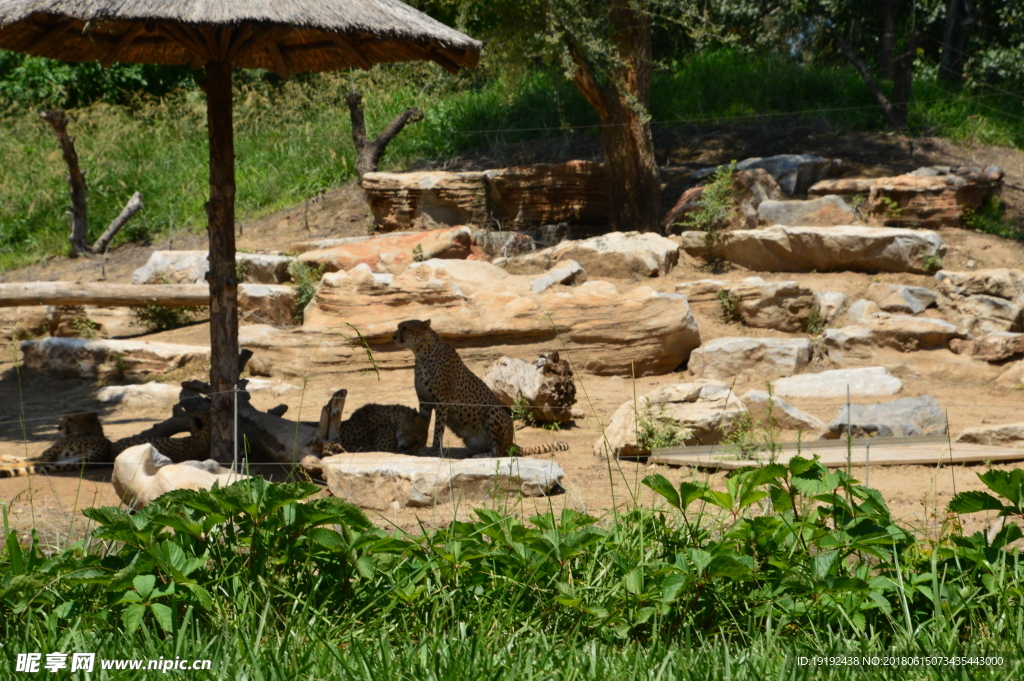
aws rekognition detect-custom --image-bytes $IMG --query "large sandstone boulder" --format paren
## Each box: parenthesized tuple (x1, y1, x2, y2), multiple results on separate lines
(20, 337, 209, 381)
(298, 226, 479, 274)
(675, 226, 946, 274)
(865, 283, 937, 314)
(693, 155, 842, 195)
(823, 314, 962, 357)
(956, 423, 1024, 446)
(302, 260, 701, 376)
(867, 166, 1003, 229)
(934, 269, 1024, 338)
(595, 381, 748, 457)
(769, 367, 902, 399)
(507, 232, 681, 279)
(821, 395, 947, 439)
(740, 390, 826, 433)
(362, 162, 607, 232)
(949, 332, 1024, 362)
(318, 453, 565, 510)
(238, 284, 297, 326)
(757, 195, 854, 226)
(113, 443, 247, 511)
(725, 277, 816, 332)
(688, 337, 812, 382)
(132, 251, 294, 285)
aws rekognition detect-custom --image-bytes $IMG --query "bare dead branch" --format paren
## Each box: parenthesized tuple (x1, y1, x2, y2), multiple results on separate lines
(38, 110, 89, 256)
(346, 91, 424, 178)
(90, 191, 143, 254)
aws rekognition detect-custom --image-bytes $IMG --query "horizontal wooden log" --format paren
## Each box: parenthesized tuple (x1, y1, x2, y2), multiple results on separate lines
(0, 282, 209, 308)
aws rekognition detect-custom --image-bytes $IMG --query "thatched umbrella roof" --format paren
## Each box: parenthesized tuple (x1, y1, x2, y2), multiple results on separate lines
(0, 0, 480, 463)
(0, 0, 480, 74)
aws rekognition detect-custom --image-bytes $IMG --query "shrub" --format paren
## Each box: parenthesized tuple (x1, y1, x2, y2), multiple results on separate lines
(130, 304, 202, 332)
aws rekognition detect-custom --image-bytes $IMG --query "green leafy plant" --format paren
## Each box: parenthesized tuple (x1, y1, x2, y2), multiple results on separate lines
(920, 252, 944, 273)
(803, 303, 825, 335)
(69, 315, 100, 339)
(511, 396, 538, 427)
(964, 195, 1022, 240)
(676, 161, 737, 266)
(636, 402, 689, 452)
(412, 243, 427, 262)
(717, 288, 741, 323)
(289, 261, 326, 323)
(131, 304, 202, 333)
(877, 195, 902, 219)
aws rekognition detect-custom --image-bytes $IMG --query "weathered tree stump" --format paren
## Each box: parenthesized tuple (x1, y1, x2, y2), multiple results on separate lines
(483, 351, 577, 423)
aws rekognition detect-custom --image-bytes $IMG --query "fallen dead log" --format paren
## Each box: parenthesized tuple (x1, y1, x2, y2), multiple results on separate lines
(0, 282, 208, 308)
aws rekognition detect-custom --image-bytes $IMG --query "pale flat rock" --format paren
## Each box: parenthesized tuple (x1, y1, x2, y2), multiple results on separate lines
(996, 361, 1024, 389)
(241, 378, 300, 396)
(865, 283, 937, 314)
(808, 178, 875, 198)
(846, 299, 881, 325)
(302, 261, 701, 376)
(935, 269, 1024, 300)
(676, 225, 946, 274)
(20, 337, 209, 381)
(132, 251, 294, 285)
(769, 367, 902, 399)
(595, 381, 748, 457)
(689, 337, 812, 381)
(757, 195, 854, 226)
(298, 226, 479, 274)
(318, 453, 565, 510)
(821, 395, 947, 439)
(405, 258, 508, 295)
(546, 231, 681, 278)
(824, 314, 962, 357)
(96, 383, 181, 407)
(238, 284, 297, 327)
(674, 279, 727, 303)
(728, 277, 815, 332)
(528, 260, 586, 293)
(740, 390, 826, 432)
(113, 443, 248, 511)
(815, 291, 849, 326)
(956, 423, 1024, 446)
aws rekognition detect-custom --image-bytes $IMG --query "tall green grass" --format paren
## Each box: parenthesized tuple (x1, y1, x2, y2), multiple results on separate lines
(2, 50, 1022, 272)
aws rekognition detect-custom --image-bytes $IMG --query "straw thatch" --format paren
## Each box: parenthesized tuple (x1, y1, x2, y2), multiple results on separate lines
(0, 0, 481, 74)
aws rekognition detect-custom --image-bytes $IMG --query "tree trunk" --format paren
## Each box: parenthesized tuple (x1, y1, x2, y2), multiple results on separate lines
(38, 110, 89, 256)
(566, 0, 661, 234)
(837, 36, 908, 130)
(202, 60, 239, 463)
(939, 0, 970, 86)
(880, 0, 895, 79)
(346, 91, 424, 178)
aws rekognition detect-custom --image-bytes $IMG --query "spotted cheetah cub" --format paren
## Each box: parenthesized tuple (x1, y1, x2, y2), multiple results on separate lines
(320, 404, 430, 455)
(0, 412, 112, 478)
(393, 319, 569, 457)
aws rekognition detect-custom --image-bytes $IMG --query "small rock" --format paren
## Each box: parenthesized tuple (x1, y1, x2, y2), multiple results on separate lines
(824, 314, 962, 357)
(727, 277, 816, 332)
(757, 195, 854, 226)
(689, 337, 812, 381)
(740, 390, 826, 433)
(865, 283, 937, 314)
(949, 332, 1024, 362)
(674, 279, 727, 303)
(815, 291, 849, 326)
(96, 383, 181, 407)
(846, 299, 881, 325)
(299, 226, 479, 274)
(956, 422, 1024, 446)
(238, 284, 297, 327)
(769, 367, 902, 399)
(595, 380, 748, 457)
(319, 454, 565, 510)
(528, 260, 587, 293)
(547, 231, 681, 278)
(821, 395, 947, 439)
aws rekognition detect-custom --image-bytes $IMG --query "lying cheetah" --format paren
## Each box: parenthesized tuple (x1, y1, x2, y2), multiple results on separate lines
(319, 403, 430, 455)
(111, 410, 211, 463)
(0, 412, 112, 478)
(392, 319, 569, 457)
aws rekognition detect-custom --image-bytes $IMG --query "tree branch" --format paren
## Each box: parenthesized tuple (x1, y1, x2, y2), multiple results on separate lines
(90, 191, 143, 254)
(346, 91, 424, 178)
(836, 36, 903, 129)
(39, 110, 89, 256)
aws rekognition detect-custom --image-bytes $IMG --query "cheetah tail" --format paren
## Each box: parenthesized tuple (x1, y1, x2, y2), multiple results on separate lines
(0, 464, 41, 478)
(515, 442, 569, 456)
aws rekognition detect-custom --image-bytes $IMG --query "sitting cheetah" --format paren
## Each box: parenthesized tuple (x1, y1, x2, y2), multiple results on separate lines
(0, 412, 112, 478)
(318, 403, 430, 455)
(392, 319, 569, 457)
(111, 410, 211, 463)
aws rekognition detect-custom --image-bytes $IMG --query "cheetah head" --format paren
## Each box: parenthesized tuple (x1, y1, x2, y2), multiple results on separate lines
(393, 319, 432, 350)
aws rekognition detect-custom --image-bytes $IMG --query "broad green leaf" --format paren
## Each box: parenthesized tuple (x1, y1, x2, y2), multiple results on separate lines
(122, 602, 146, 635)
(150, 602, 174, 633)
(642, 474, 680, 509)
(132, 574, 156, 599)
(623, 569, 644, 595)
(947, 491, 1006, 514)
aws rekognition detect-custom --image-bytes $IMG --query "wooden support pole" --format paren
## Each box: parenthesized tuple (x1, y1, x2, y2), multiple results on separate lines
(202, 59, 239, 463)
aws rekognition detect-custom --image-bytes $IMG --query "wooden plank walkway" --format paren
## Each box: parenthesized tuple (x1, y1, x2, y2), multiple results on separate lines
(650, 435, 1024, 471)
